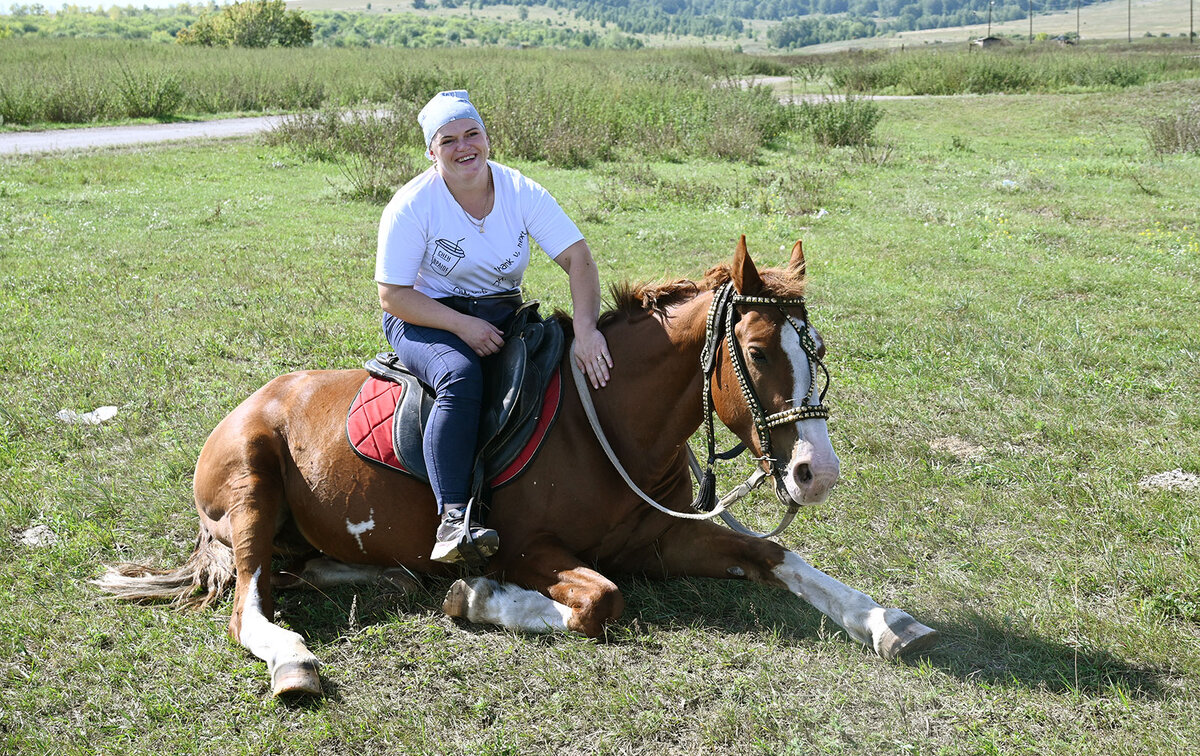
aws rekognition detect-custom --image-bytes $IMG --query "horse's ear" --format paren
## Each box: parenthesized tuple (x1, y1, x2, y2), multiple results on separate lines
(732, 235, 763, 295)
(787, 239, 806, 278)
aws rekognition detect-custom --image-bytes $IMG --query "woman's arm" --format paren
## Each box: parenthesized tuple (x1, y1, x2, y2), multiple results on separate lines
(554, 240, 611, 389)
(378, 283, 505, 357)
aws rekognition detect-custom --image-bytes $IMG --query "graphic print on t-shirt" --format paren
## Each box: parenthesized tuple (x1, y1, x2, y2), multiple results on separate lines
(431, 238, 466, 276)
(489, 229, 526, 288)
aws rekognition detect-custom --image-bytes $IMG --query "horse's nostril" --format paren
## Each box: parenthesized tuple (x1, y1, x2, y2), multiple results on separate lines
(796, 463, 813, 484)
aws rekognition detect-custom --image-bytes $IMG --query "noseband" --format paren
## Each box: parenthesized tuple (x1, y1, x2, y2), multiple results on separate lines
(696, 281, 830, 510)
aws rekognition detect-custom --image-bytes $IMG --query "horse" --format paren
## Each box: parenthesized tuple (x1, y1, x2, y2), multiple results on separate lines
(97, 236, 938, 697)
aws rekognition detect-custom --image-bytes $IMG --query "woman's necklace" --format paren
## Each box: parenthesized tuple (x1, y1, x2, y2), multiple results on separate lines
(448, 171, 493, 234)
(464, 211, 486, 234)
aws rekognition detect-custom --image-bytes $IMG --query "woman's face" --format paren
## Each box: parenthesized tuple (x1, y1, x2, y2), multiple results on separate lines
(431, 119, 489, 184)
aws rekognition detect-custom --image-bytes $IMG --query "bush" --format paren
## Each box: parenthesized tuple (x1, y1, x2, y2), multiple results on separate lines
(117, 66, 184, 119)
(794, 94, 882, 148)
(1146, 104, 1200, 157)
(177, 0, 313, 48)
(268, 104, 424, 202)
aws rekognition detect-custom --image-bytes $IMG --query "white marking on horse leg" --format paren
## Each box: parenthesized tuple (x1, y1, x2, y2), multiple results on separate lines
(345, 508, 376, 554)
(238, 567, 321, 694)
(442, 578, 572, 633)
(772, 552, 937, 659)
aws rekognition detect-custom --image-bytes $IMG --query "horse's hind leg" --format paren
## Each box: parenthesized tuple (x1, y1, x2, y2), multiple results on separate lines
(224, 500, 323, 696)
(443, 536, 624, 638)
(197, 442, 322, 697)
(642, 521, 938, 660)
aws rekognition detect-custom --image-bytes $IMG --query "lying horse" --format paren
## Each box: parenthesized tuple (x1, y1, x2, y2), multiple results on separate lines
(98, 237, 937, 696)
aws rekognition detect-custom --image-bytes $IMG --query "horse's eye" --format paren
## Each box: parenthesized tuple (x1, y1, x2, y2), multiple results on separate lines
(748, 347, 768, 364)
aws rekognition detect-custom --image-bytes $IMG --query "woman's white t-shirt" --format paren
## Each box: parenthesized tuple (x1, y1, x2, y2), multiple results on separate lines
(375, 162, 583, 298)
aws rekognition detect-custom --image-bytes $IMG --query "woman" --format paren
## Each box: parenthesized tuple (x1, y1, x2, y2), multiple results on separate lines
(376, 90, 612, 565)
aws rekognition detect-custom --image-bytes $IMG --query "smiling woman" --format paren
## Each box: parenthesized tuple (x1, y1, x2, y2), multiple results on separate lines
(375, 89, 612, 565)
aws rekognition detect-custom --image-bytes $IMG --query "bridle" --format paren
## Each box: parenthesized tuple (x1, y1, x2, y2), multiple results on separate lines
(695, 281, 830, 513)
(570, 280, 832, 538)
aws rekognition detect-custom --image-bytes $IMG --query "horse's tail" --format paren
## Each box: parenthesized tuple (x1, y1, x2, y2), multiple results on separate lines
(94, 525, 235, 609)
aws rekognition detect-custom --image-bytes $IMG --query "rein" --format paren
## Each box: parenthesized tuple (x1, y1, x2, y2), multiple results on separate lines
(570, 281, 832, 538)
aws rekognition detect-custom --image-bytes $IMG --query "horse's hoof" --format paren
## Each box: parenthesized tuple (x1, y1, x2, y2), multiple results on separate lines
(442, 577, 493, 619)
(872, 609, 938, 661)
(272, 660, 322, 697)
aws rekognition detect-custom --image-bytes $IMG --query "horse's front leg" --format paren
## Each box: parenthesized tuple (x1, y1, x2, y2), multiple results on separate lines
(442, 534, 624, 638)
(643, 520, 938, 660)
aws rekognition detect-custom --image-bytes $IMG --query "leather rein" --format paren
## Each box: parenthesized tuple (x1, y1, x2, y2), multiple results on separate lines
(570, 281, 831, 538)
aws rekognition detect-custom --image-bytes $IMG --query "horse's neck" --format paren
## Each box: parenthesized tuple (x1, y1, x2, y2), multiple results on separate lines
(596, 290, 713, 474)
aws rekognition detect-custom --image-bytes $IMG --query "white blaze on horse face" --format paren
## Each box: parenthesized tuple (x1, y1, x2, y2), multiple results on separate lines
(779, 323, 840, 504)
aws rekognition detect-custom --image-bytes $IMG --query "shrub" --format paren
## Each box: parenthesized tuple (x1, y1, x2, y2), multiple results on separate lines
(116, 67, 184, 119)
(268, 104, 423, 202)
(1146, 104, 1200, 157)
(177, 0, 313, 48)
(794, 94, 882, 148)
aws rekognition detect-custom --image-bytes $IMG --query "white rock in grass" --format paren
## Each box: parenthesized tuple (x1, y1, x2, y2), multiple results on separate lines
(55, 406, 118, 425)
(1138, 470, 1200, 492)
(20, 525, 59, 548)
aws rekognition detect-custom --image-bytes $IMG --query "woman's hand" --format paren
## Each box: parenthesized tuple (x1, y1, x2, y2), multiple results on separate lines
(573, 325, 611, 389)
(379, 283, 504, 357)
(554, 241, 612, 389)
(453, 316, 506, 357)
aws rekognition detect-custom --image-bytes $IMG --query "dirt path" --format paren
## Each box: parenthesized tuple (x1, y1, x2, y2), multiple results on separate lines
(0, 115, 289, 156)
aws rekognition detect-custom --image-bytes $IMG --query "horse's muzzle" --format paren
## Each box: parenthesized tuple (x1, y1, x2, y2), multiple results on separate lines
(779, 443, 840, 506)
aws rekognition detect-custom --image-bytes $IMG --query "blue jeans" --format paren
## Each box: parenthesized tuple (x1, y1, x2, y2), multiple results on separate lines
(382, 312, 484, 514)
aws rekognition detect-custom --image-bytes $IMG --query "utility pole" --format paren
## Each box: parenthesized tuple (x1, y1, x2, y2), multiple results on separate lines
(987, 0, 994, 38)
(1076, 0, 1080, 40)
(1127, 0, 1131, 43)
(1029, 0, 1034, 43)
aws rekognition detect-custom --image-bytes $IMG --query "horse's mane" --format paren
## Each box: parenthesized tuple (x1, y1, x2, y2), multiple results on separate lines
(592, 262, 808, 329)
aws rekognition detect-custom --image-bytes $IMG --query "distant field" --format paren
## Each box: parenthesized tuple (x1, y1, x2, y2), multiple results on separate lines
(287, 0, 1195, 53)
(796, 0, 1194, 53)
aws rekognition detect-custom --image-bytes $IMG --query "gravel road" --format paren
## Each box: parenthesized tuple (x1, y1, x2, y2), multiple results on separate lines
(0, 115, 289, 156)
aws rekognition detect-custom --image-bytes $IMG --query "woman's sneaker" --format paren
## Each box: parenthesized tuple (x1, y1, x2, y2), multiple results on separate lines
(430, 506, 499, 565)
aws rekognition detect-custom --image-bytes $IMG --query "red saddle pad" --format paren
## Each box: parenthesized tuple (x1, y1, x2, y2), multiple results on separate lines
(346, 368, 562, 488)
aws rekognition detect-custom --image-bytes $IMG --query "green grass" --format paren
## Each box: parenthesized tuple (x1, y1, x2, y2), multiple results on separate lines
(0, 39, 787, 130)
(2, 75, 1200, 753)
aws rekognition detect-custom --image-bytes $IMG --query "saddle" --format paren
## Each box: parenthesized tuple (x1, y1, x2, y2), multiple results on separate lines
(347, 301, 565, 496)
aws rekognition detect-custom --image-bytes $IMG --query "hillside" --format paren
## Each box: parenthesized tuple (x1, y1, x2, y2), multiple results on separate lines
(2, 0, 1191, 50)
(287, 0, 1194, 51)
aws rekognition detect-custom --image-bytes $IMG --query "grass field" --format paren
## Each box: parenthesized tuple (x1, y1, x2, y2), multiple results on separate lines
(2, 67, 1200, 753)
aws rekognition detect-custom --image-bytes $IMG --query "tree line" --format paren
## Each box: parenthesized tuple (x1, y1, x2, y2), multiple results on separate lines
(0, 0, 1105, 49)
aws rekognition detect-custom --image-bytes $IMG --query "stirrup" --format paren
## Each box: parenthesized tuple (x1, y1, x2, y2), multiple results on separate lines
(429, 499, 497, 570)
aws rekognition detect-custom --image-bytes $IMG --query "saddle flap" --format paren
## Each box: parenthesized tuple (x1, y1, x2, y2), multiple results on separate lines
(479, 337, 527, 443)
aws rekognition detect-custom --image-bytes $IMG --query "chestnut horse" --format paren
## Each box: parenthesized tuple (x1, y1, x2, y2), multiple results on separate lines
(98, 237, 937, 696)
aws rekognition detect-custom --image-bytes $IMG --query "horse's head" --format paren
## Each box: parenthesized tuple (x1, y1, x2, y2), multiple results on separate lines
(705, 236, 841, 506)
